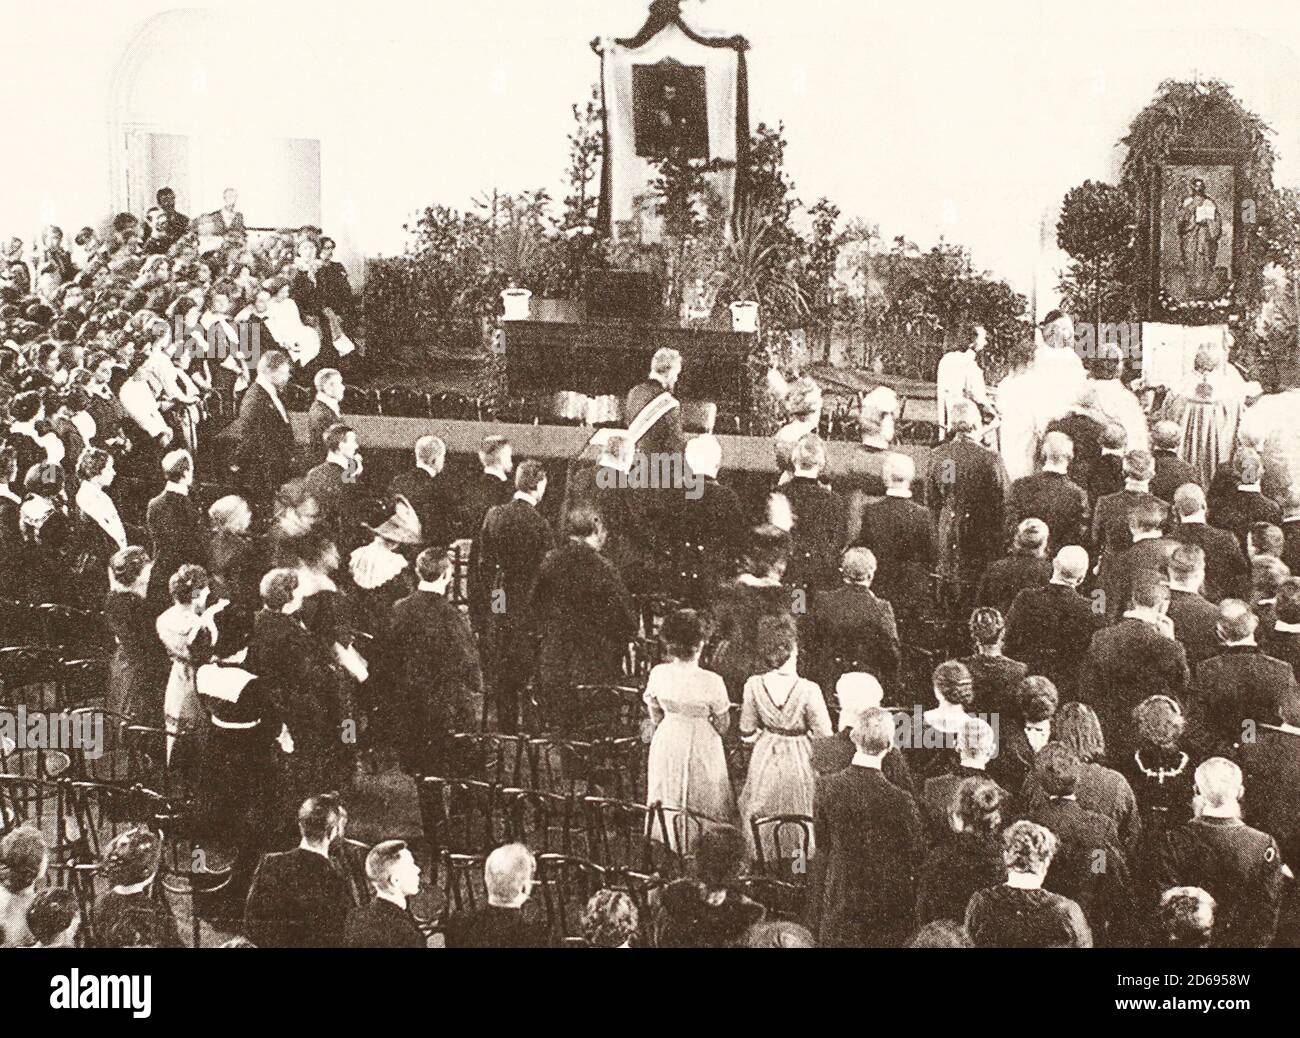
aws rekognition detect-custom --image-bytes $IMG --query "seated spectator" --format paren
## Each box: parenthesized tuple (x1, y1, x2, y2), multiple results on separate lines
(964, 820, 1093, 948)
(444, 843, 548, 949)
(244, 794, 354, 949)
(95, 826, 183, 948)
(26, 888, 82, 948)
(654, 825, 766, 949)
(0, 825, 48, 947)
(343, 840, 426, 948)
(580, 889, 640, 949)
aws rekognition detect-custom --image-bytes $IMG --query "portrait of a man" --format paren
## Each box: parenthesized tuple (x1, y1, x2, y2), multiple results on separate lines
(1159, 165, 1235, 302)
(632, 61, 709, 160)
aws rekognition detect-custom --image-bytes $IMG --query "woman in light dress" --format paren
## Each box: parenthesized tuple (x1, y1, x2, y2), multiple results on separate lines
(262, 275, 321, 368)
(737, 613, 832, 863)
(644, 610, 736, 852)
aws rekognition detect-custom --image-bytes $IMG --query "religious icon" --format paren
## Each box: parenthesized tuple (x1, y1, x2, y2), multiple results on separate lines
(1159, 164, 1235, 302)
(632, 60, 710, 159)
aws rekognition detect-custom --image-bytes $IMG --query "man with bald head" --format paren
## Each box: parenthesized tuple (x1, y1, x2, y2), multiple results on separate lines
(1166, 544, 1220, 665)
(1210, 448, 1283, 551)
(1004, 545, 1100, 697)
(1007, 430, 1088, 551)
(1171, 482, 1249, 601)
(1191, 599, 1295, 752)
(669, 434, 746, 603)
(1152, 758, 1283, 947)
(1150, 420, 1201, 503)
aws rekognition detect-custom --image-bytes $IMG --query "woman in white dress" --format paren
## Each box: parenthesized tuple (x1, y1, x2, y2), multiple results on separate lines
(737, 613, 832, 863)
(644, 610, 736, 852)
(262, 275, 320, 368)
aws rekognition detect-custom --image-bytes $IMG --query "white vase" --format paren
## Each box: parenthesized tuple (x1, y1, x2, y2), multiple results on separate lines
(501, 289, 532, 321)
(730, 300, 759, 333)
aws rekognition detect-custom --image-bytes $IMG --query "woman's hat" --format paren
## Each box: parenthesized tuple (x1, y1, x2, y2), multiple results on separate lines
(365, 495, 423, 546)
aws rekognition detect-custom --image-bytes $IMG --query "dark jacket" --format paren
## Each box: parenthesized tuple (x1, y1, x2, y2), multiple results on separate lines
(810, 727, 915, 795)
(1239, 724, 1300, 867)
(808, 765, 925, 947)
(305, 399, 341, 468)
(145, 488, 206, 609)
(926, 435, 1008, 582)
(799, 584, 901, 698)
(1101, 535, 1179, 621)
(958, 653, 1029, 719)
(916, 833, 1005, 926)
(1007, 470, 1088, 550)
(855, 494, 935, 619)
(388, 467, 464, 549)
(443, 905, 549, 949)
(1004, 582, 1101, 697)
(1151, 449, 1202, 504)
(343, 897, 426, 949)
(233, 382, 297, 498)
(1172, 520, 1249, 602)
(1079, 618, 1190, 761)
(976, 554, 1051, 618)
(1210, 488, 1283, 551)
(1092, 488, 1160, 562)
(779, 476, 848, 590)
(623, 377, 686, 460)
(470, 497, 555, 652)
(1191, 646, 1295, 752)
(1167, 588, 1222, 665)
(244, 847, 352, 948)
(1151, 816, 1284, 948)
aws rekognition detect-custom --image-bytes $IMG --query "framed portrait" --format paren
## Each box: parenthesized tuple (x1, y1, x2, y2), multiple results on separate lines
(1156, 161, 1238, 304)
(632, 59, 710, 160)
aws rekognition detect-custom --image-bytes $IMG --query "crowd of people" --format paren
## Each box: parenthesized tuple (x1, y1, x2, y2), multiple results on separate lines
(2, 189, 1300, 949)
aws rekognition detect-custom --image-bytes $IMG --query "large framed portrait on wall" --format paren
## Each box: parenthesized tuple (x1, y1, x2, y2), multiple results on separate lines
(1156, 161, 1238, 303)
(632, 59, 710, 160)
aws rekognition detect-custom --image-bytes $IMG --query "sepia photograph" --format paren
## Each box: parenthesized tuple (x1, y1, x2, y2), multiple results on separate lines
(2, 0, 1300, 1021)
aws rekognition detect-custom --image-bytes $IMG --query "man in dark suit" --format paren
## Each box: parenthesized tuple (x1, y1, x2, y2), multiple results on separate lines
(810, 675, 915, 793)
(835, 385, 901, 542)
(471, 461, 555, 733)
(1046, 406, 1108, 492)
(1007, 430, 1088, 550)
(1238, 692, 1300, 871)
(1101, 495, 1179, 622)
(443, 843, 548, 948)
(388, 435, 463, 549)
(855, 452, 935, 631)
(623, 347, 686, 461)
(1151, 757, 1284, 948)
(1004, 546, 1100, 697)
(1210, 448, 1283, 551)
(302, 423, 362, 548)
(1079, 572, 1190, 763)
(1262, 577, 1300, 678)
(528, 509, 637, 730)
(808, 708, 925, 947)
(1019, 744, 1133, 945)
(1279, 490, 1300, 575)
(211, 187, 247, 237)
(919, 716, 1003, 844)
(800, 547, 901, 699)
(976, 518, 1052, 618)
(1191, 599, 1295, 753)
(1150, 420, 1202, 503)
(1172, 483, 1249, 602)
(232, 349, 297, 505)
(464, 435, 514, 545)
(925, 400, 1008, 610)
(1166, 544, 1222, 666)
(305, 367, 345, 467)
(244, 795, 353, 948)
(1091, 448, 1159, 566)
(383, 549, 484, 800)
(144, 448, 206, 610)
(343, 840, 426, 949)
(564, 435, 648, 594)
(671, 435, 746, 604)
(1084, 422, 1127, 506)
(777, 434, 848, 591)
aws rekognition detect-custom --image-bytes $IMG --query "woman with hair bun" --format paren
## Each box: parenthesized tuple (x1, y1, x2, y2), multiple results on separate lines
(915, 774, 1008, 927)
(104, 546, 168, 720)
(644, 609, 737, 850)
(737, 613, 832, 862)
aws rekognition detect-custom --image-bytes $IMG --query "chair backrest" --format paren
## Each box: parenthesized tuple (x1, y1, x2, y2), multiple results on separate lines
(67, 780, 168, 862)
(440, 851, 486, 920)
(67, 707, 133, 784)
(449, 732, 529, 787)
(580, 796, 673, 874)
(420, 777, 504, 856)
(0, 773, 73, 859)
(534, 853, 608, 941)
(499, 788, 574, 855)
(749, 814, 814, 879)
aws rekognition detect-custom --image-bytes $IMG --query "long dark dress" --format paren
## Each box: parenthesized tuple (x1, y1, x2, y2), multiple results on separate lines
(103, 590, 168, 721)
